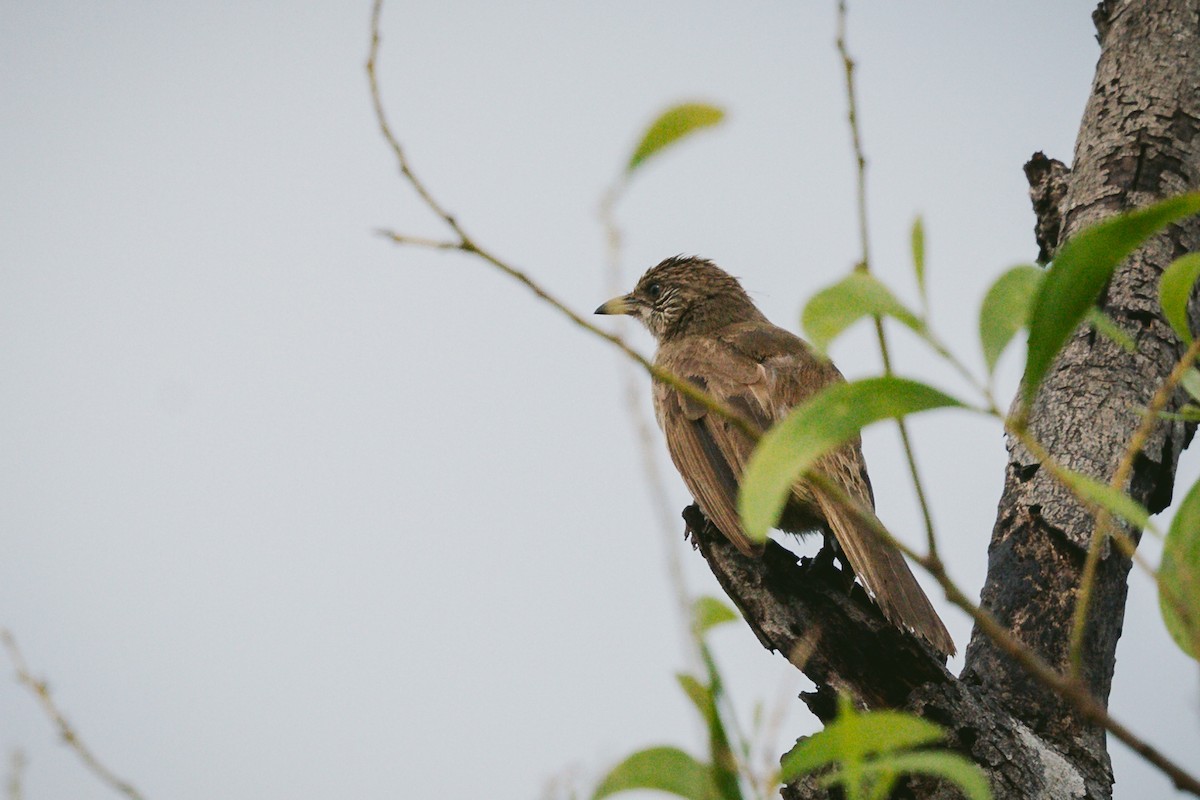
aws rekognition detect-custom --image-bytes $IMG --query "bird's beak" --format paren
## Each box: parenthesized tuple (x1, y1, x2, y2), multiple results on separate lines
(594, 294, 635, 315)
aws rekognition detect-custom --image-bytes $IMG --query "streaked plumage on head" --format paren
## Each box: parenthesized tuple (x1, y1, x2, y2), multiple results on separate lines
(602, 255, 765, 341)
(596, 255, 955, 657)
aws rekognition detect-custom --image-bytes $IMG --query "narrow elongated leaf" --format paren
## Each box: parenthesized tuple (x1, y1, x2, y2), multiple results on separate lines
(1181, 369, 1200, 404)
(911, 217, 927, 304)
(692, 596, 739, 635)
(1055, 469, 1151, 530)
(626, 103, 725, 174)
(1161, 476, 1200, 659)
(738, 376, 965, 541)
(1159, 405, 1200, 423)
(592, 747, 717, 800)
(1085, 308, 1136, 352)
(676, 673, 716, 728)
(1024, 193, 1200, 405)
(694, 645, 741, 800)
(802, 272, 926, 354)
(1159, 252, 1200, 344)
(979, 265, 1042, 374)
(852, 752, 991, 800)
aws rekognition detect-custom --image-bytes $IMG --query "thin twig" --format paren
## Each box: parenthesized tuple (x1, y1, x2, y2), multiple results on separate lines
(755, 669, 804, 796)
(930, 569, 1200, 796)
(835, 0, 939, 559)
(1066, 336, 1200, 674)
(367, 0, 464, 242)
(1006, 423, 1155, 567)
(598, 181, 698, 669)
(5, 751, 25, 800)
(922, 331, 1003, 416)
(0, 631, 146, 800)
(376, 231, 460, 250)
(1014, 409, 1200, 661)
(836, 0, 870, 273)
(367, 0, 762, 443)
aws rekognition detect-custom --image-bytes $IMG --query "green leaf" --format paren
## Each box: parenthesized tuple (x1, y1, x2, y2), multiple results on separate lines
(854, 752, 991, 800)
(692, 596, 739, 636)
(1182, 369, 1200, 403)
(1085, 309, 1136, 352)
(911, 217, 927, 304)
(978, 264, 1043, 375)
(739, 377, 965, 543)
(802, 272, 926, 355)
(837, 712, 945, 757)
(1024, 193, 1200, 406)
(676, 673, 714, 724)
(781, 699, 987, 800)
(1160, 476, 1200, 659)
(780, 706, 945, 780)
(592, 746, 718, 800)
(1157, 404, 1200, 423)
(1055, 469, 1152, 530)
(692, 645, 741, 800)
(1158, 252, 1200, 344)
(779, 698, 858, 778)
(626, 103, 725, 174)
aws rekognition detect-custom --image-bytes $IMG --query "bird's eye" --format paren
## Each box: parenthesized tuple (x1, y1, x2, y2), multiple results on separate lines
(646, 282, 662, 300)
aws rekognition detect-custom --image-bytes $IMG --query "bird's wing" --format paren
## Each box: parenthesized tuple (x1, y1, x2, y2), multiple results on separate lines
(720, 326, 955, 657)
(654, 324, 955, 654)
(654, 323, 828, 555)
(654, 334, 773, 556)
(721, 323, 955, 655)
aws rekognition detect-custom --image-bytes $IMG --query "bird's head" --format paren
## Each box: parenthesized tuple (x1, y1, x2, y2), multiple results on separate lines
(595, 256, 762, 341)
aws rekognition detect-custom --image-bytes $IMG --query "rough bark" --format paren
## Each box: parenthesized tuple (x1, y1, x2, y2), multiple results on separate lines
(683, 505, 952, 716)
(688, 509, 1091, 800)
(960, 0, 1200, 793)
(1024, 152, 1071, 265)
(684, 2, 1200, 798)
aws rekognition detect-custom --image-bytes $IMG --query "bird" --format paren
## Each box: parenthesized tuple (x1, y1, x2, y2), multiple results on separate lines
(595, 255, 955, 657)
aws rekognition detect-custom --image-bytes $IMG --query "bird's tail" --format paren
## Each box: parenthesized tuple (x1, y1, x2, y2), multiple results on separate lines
(813, 490, 956, 657)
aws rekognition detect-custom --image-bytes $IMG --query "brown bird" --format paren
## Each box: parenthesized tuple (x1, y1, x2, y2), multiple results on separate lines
(596, 255, 955, 657)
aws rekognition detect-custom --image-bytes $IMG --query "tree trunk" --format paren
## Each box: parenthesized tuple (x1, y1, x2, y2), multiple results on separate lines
(690, 2, 1200, 798)
(961, 0, 1200, 792)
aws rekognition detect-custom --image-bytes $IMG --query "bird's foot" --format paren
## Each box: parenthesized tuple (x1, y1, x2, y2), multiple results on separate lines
(812, 543, 837, 573)
(813, 545, 856, 594)
(681, 504, 704, 550)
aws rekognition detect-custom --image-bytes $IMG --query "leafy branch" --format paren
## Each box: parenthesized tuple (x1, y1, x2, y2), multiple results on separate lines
(794, 469, 1200, 796)
(835, 0, 940, 559)
(598, 101, 727, 670)
(780, 696, 987, 800)
(367, 2, 759, 445)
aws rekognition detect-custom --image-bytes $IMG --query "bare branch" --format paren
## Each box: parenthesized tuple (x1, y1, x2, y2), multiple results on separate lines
(5, 750, 25, 800)
(376, 230, 460, 250)
(1, 630, 146, 800)
(835, 0, 939, 560)
(598, 179, 697, 667)
(366, 0, 762, 443)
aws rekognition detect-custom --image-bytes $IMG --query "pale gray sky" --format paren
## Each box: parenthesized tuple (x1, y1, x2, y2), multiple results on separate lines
(2, 2, 1196, 798)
